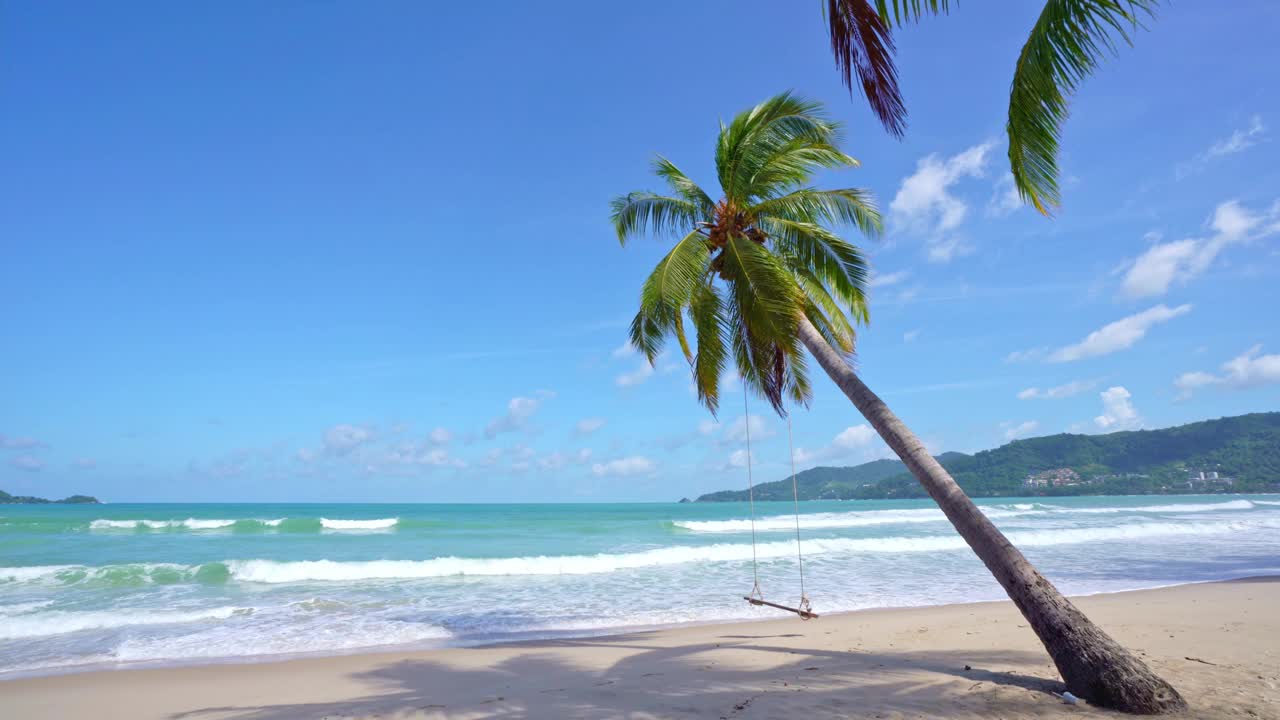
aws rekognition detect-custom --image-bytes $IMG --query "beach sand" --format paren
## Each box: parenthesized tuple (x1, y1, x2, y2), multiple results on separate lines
(1, 577, 1276, 719)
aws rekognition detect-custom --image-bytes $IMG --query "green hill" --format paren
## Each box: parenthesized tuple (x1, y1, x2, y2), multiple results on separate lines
(0, 490, 100, 504)
(696, 452, 968, 501)
(695, 413, 1280, 501)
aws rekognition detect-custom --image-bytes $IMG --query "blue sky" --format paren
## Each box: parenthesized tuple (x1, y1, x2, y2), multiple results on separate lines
(2, 1, 1278, 502)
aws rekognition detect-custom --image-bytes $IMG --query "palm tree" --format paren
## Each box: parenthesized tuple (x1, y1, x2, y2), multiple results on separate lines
(611, 92, 1186, 714)
(825, 0, 1156, 215)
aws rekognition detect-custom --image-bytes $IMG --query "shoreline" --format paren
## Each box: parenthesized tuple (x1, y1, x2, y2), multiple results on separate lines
(2, 577, 1276, 719)
(1, 572, 1270, 682)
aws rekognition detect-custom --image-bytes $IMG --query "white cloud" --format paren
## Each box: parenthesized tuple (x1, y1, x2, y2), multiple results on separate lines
(896, 286, 920, 304)
(1121, 200, 1277, 298)
(986, 173, 1023, 217)
(1046, 304, 1191, 362)
(1003, 420, 1040, 440)
(74, 458, 97, 469)
(296, 448, 317, 464)
(615, 361, 654, 387)
(574, 418, 606, 436)
(790, 424, 888, 469)
(591, 456, 656, 477)
(1175, 345, 1280, 398)
(322, 424, 374, 455)
(538, 448, 594, 471)
(1177, 115, 1267, 178)
(484, 393, 553, 438)
(697, 419, 721, 436)
(926, 236, 973, 263)
(723, 415, 774, 445)
(1005, 347, 1046, 364)
(0, 435, 44, 450)
(891, 142, 994, 234)
(1017, 379, 1097, 400)
(903, 329, 921, 343)
(891, 141, 994, 262)
(870, 270, 910, 288)
(10, 455, 42, 472)
(611, 341, 636, 359)
(832, 424, 876, 450)
(380, 439, 468, 471)
(1207, 115, 1266, 157)
(428, 427, 453, 445)
(1095, 386, 1141, 431)
(725, 449, 754, 469)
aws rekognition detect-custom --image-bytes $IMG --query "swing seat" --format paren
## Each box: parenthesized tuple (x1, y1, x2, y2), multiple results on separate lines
(744, 595, 819, 620)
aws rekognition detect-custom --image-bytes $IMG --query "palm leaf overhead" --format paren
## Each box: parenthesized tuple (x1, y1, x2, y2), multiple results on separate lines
(1007, 0, 1155, 214)
(823, 0, 1154, 215)
(612, 93, 881, 416)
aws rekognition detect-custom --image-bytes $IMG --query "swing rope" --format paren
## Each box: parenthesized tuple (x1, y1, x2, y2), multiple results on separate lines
(743, 380, 762, 601)
(740, 382, 816, 619)
(787, 414, 813, 618)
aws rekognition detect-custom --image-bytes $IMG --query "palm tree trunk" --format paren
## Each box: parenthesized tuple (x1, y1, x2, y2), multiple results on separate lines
(796, 316, 1187, 714)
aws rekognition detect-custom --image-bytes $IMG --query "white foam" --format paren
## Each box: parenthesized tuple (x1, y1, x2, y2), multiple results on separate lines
(0, 600, 54, 616)
(319, 518, 398, 530)
(675, 505, 1038, 533)
(110, 616, 450, 663)
(262, 518, 286, 527)
(183, 519, 237, 530)
(0, 606, 246, 640)
(89, 518, 238, 530)
(0, 563, 198, 586)
(226, 517, 1278, 583)
(1055, 500, 1256, 514)
(0, 565, 79, 583)
(1254, 500, 1280, 506)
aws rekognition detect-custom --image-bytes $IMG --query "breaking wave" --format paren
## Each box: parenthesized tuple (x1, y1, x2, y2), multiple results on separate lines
(319, 518, 398, 530)
(674, 504, 1045, 533)
(677, 499, 1264, 533)
(0, 606, 248, 640)
(85, 517, 395, 532)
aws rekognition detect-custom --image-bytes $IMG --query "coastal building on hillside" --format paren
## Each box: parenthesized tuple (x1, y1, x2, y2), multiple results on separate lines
(1184, 469, 1235, 490)
(1023, 468, 1082, 488)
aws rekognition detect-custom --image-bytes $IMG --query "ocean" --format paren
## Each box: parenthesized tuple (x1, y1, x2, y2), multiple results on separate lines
(2, 495, 1279, 677)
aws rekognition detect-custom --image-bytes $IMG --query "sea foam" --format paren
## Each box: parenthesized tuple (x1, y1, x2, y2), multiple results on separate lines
(223, 517, 1277, 583)
(0, 606, 246, 640)
(674, 504, 1041, 533)
(318, 518, 399, 530)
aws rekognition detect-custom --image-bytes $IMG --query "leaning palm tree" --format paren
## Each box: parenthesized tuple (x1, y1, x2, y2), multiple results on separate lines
(824, 0, 1156, 215)
(611, 92, 1186, 715)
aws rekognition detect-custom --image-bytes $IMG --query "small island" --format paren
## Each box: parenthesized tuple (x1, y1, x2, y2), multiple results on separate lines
(0, 490, 100, 505)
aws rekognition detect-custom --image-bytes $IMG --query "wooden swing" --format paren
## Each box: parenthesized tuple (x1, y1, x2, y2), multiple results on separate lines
(739, 386, 818, 620)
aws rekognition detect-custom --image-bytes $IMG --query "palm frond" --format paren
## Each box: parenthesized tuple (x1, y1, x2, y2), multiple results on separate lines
(1008, 0, 1156, 215)
(653, 157, 715, 214)
(610, 192, 704, 245)
(689, 284, 728, 415)
(615, 93, 880, 418)
(872, 0, 951, 25)
(761, 217, 871, 317)
(715, 92, 840, 201)
(825, 0, 907, 137)
(745, 138, 860, 201)
(794, 269, 858, 353)
(751, 188, 882, 237)
(628, 230, 711, 359)
(719, 235, 803, 348)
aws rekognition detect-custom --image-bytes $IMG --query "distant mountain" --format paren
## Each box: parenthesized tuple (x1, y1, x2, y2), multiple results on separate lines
(695, 412, 1280, 501)
(696, 452, 968, 502)
(0, 490, 100, 504)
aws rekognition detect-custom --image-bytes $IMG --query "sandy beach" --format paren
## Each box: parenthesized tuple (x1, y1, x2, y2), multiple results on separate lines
(0, 577, 1275, 719)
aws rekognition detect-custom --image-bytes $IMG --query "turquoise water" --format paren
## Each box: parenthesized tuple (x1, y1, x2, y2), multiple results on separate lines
(2, 495, 1279, 676)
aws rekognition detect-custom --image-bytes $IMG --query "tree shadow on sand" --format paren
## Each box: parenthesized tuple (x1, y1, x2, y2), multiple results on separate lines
(170, 633, 1074, 720)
